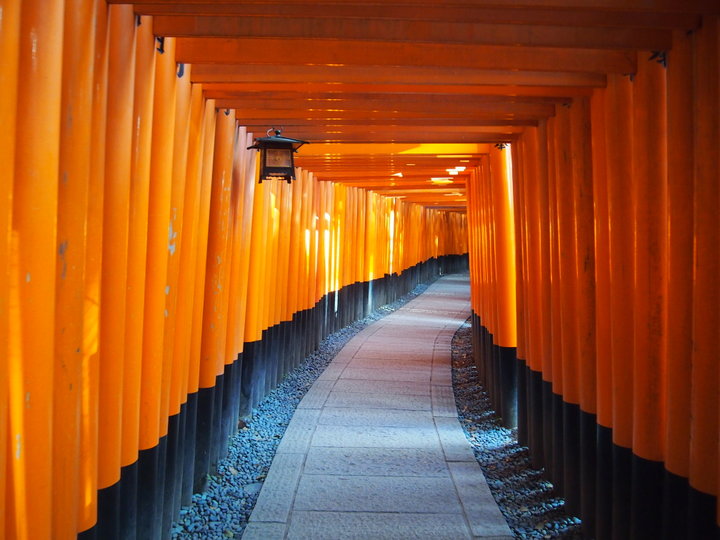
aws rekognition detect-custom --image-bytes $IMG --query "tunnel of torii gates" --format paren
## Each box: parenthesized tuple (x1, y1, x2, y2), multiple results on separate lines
(1, 0, 719, 539)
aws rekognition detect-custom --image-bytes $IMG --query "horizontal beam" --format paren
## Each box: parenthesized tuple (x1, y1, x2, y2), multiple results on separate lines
(155, 15, 672, 50)
(199, 82, 595, 98)
(125, 3, 706, 27)
(238, 117, 539, 127)
(227, 109, 552, 121)
(204, 90, 565, 104)
(176, 38, 637, 74)
(191, 64, 607, 87)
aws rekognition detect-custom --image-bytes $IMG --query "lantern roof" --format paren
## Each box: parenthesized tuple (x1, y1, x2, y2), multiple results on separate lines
(248, 129, 308, 151)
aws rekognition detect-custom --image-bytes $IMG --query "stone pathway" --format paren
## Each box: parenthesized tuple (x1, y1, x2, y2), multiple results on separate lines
(242, 275, 514, 540)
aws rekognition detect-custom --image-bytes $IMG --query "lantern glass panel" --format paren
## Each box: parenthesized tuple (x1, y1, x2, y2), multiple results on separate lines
(265, 148, 293, 168)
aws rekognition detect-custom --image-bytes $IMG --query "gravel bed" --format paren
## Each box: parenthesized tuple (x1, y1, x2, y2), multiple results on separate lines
(171, 282, 433, 539)
(451, 317, 584, 539)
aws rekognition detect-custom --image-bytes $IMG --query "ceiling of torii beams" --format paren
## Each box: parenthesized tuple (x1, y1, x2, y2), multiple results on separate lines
(111, 0, 717, 210)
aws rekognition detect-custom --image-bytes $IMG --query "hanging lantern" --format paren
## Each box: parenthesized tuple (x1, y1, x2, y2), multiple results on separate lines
(247, 128, 308, 183)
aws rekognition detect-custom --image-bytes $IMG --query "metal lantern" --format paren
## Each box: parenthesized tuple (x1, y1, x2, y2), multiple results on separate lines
(247, 128, 308, 183)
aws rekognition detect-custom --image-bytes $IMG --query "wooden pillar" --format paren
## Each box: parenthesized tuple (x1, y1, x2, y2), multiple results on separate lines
(120, 10, 154, 494)
(662, 28, 695, 539)
(605, 72, 635, 540)
(0, 0, 20, 533)
(688, 15, 719, 538)
(54, 0, 97, 535)
(97, 8, 134, 536)
(630, 53, 669, 540)
(9, 0, 64, 536)
(78, 1, 108, 531)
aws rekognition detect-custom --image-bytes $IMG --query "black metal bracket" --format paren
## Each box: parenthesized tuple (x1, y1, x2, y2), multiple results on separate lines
(649, 51, 668, 68)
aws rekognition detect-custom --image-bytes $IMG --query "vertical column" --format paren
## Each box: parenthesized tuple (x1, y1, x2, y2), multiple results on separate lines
(545, 115, 565, 489)
(689, 15, 719, 538)
(490, 145, 517, 428)
(0, 0, 21, 533)
(8, 0, 64, 537)
(119, 15, 154, 537)
(78, 2, 108, 532)
(631, 54, 668, 539)
(97, 5, 134, 537)
(589, 86, 612, 540)
(137, 32, 176, 540)
(162, 57, 193, 535)
(569, 96, 597, 525)
(54, 0, 96, 536)
(605, 72, 635, 539)
(188, 100, 217, 489)
(175, 85, 211, 506)
(662, 29, 695, 538)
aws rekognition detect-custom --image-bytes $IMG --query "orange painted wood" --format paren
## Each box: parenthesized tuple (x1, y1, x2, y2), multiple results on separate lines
(167, 60, 192, 416)
(664, 29, 695, 480)
(534, 123, 553, 379)
(174, 84, 207, 403)
(590, 88, 612, 428)
(98, 3, 135, 487)
(545, 116, 564, 395)
(569, 97, 597, 415)
(129, 2, 702, 30)
(176, 37, 636, 74)
(154, 15, 672, 51)
(631, 56, 668, 462)
(54, 0, 96, 534)
(122, 13, 154, 468)
(200, 82, 595, 98)
(187, 100, 217, 395)
(191, 64, 606, 88)
(0, 0, 20, 532)
(489, 147, 517, 348)
(11, 0, 65, 536)
(605, 73, 635, 449)
(198, 108, 235, 388)
(140, 34, 176, 448)
(689, 15, 719, 498)
(244, 172, 268, 344)
(223, 125, 248, 362)
(78, 0, 109, 529)
(555, 105, 580, 406)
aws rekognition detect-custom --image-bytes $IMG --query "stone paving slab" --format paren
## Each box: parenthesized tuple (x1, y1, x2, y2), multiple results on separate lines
(241, 522, 286, 540)
(303, 446, 448, 477)
(339, 366, 431, 382)
(276, 409, 321, 454)
(435, 416, 478, 463)
(286, 512, 472, 540)
(244, 275, 512, 540)
(331, 379, 430, 396)
(248, 453, 305, 523)
(318, 407, 434, 428)
(324, 391, 432, 411)
(293, 475, 464, 513)
(449, 461, 515, 538)
(432, 384, 460, 417)
(296, 380, 334, 409)
(311, 424, 441, 449)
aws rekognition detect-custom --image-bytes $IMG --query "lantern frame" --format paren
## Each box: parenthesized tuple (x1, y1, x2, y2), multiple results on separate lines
(247, 128, 308, 183)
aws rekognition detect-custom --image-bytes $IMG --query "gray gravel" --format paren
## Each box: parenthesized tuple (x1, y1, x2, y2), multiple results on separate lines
(451, 317, 583, 539)
(171, 281, 583, 539)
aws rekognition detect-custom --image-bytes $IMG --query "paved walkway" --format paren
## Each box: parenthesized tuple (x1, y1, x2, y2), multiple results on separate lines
(242, 274, 513, 540)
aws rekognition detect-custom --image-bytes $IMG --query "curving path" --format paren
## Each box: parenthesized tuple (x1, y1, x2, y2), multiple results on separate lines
(242, 274, 513, 540)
